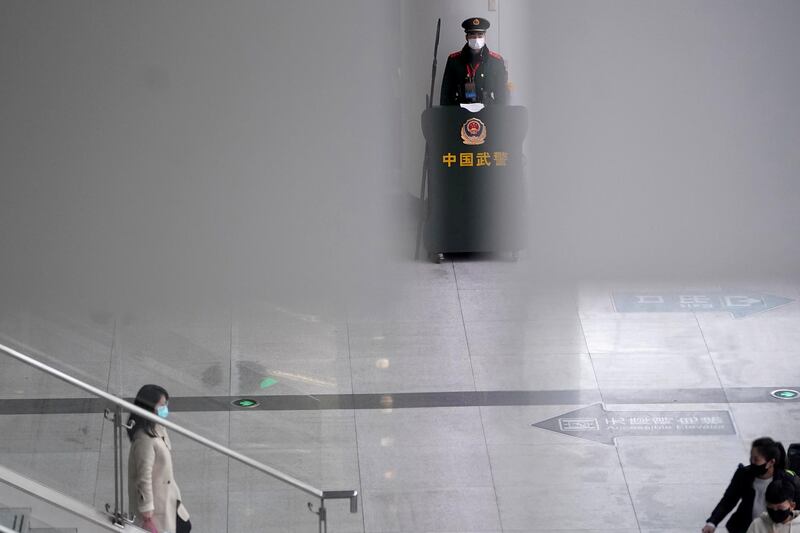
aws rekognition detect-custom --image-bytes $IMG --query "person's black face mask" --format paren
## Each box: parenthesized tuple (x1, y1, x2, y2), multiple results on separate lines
(767, 507, 792, 523)
(750, 462, 769, 476)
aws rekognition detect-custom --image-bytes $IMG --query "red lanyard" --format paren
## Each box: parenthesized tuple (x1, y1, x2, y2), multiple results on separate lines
(466, 62, 481, 80)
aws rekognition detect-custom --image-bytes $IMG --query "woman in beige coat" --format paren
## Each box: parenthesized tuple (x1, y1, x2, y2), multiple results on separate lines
(127, 384, 191, 533)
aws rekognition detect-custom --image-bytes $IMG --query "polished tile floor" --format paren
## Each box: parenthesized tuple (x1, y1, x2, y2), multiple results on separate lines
(1, 259, 800, 532)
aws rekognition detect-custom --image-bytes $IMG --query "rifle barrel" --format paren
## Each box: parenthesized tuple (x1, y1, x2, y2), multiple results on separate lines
(428, 18, 441, 109)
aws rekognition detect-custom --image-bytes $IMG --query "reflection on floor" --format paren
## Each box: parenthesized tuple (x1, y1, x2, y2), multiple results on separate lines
(1, 258, 800, 532)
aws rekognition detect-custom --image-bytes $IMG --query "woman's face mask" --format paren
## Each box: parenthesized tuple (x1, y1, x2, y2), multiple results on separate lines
(750, 461, 769, 476)
(156, 404, 169, 419)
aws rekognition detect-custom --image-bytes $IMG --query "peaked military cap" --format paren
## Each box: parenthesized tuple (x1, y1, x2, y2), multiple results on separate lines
(462, 17, 490, 32)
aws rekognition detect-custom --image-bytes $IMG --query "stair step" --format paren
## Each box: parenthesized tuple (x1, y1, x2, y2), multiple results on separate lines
(30, 529, 77, 533)
(0, 507, 31, 533)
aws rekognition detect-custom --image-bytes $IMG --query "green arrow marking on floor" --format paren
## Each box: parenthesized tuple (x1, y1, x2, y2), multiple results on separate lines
(771, 389, 799, 400)
(260, 377, 278, 389)
(232, 398, 259, 408)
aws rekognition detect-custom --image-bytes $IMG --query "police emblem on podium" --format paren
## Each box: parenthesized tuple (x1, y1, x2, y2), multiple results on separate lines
(461, 118, 487, 145)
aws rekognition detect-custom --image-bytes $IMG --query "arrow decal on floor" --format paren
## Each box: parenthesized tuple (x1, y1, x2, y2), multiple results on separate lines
(532, 403, 736, 445)
(612, 291, 793, 318)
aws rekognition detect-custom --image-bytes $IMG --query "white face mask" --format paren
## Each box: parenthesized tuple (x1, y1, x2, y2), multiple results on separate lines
(467, 37, 485, 50)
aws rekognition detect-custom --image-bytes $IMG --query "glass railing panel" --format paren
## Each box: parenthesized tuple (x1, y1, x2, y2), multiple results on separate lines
(227, 469, 321, 533)
(102, 307, 235, 528)
(1, 299, 359, 532)
(0, 306, 113, 399)
(0, 469, 127, 533)
(228, 409, 363, 532)
(96, 410, 233, 530)
(0, 353, 104, 513)
(229, 302, 363, 531)
(106, 307, 233, 401)
(230, 301, 351, 402)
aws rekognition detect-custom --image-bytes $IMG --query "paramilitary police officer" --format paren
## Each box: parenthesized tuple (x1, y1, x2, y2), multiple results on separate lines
(440, 17, 509, 105)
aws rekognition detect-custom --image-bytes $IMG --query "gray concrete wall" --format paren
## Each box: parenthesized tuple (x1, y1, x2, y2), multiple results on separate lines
(513, 0, 800, 278)
(0, 1, 402, 310)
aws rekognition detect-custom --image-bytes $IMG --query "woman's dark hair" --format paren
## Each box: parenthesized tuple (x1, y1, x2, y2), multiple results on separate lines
(766, 479, 795, 504)
(127, 384, 169, 442)
(752, 437, 787, 471)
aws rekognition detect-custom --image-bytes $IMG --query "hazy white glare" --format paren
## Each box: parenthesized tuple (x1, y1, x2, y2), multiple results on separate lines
(509, 0, 800, 279)
(0, 0, 404, 314)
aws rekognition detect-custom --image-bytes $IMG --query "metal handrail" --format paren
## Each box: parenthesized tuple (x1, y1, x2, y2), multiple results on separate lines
(0, 341, 358, 508)
(0, 463, 149, 532)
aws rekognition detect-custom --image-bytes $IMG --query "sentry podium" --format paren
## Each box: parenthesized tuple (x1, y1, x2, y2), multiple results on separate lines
(421, 105, 528, 261)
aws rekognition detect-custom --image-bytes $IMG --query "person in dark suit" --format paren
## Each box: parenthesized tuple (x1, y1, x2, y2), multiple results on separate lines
(440, 17, 509, 106)
(703, 437, 800, 533)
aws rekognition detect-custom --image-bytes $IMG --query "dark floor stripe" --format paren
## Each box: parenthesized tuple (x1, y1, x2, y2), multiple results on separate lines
(0, 386, 797, 415)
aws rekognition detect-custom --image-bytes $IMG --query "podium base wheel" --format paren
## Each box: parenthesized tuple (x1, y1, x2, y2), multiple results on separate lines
(430, 252, 445, 264)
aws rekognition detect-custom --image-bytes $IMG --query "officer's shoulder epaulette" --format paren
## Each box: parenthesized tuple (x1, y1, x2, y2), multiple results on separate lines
(448, 50, 462, 59)
(488, 50, 504, 60)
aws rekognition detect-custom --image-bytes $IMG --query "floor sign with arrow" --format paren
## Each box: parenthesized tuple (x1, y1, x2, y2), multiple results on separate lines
(532, 403, 736, 445)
